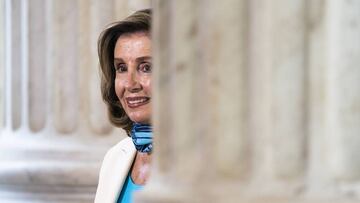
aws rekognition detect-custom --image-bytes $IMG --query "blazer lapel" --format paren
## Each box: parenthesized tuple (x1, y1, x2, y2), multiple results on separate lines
(95, 137, 136, 203)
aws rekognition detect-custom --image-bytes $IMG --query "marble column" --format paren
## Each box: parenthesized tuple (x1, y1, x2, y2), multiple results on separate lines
(326, 0, 360, 180)
(0, 0, 150, 202)
(140, 0, 249, 202)
(138, 0, 360, 202)
(0, 0, 4, 130)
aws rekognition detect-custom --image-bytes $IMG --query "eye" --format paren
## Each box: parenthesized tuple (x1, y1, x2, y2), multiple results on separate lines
(115, 63, 127, 73)
(139, 62, 152, 73)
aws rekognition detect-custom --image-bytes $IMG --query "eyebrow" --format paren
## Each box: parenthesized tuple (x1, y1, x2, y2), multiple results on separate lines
(114, 56, 152, 63)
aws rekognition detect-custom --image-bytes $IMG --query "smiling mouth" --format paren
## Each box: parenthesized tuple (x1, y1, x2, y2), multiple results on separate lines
(126, 97, 150, 108)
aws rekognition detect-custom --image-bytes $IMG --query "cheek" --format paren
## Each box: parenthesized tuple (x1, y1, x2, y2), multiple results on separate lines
(114, 78, 125, 99)
(140, 76, 152, 95)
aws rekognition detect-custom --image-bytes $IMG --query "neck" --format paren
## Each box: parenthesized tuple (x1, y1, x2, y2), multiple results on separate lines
(131, 151, 152, 185)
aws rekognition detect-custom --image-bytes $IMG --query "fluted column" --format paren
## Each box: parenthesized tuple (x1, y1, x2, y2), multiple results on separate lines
(28, 0, 46, 132)
(139, 0, 360, 202)
(270, 0, 307, 180)
(0, 0, 4, 130)
(248, 0, 307, 194)
(139, 0, 249, 202)
(326, 0, 360, 180)
(0, 0, 150, 202)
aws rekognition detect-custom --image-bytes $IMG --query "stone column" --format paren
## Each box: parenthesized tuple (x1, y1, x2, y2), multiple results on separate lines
(247, 0, 307, 196)
(140, 0, 249, 202)
(0, 0, 150, 202)
(0, 0, 4, 129)
(138, 0, 360, 202)
(326, 0, 360, 180)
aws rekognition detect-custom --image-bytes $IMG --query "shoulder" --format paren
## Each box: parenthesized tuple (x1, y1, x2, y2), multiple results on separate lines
(102, 137, 134, 164)
(97, 137, 134, 181)
(99, 137, 136, 172)
(95, 137, 136, 202)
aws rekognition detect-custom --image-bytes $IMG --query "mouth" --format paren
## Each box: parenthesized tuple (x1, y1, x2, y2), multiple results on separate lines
(125, 96, 150, 108)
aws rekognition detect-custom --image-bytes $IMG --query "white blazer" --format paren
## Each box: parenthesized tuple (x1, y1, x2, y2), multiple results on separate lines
(94, 137, 136, 203)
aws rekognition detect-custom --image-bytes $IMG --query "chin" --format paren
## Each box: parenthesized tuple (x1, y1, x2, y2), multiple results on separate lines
(126, 108, 151, 124)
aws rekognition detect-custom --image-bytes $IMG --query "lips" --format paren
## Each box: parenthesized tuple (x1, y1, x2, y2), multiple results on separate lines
(125, 96, 150, 108)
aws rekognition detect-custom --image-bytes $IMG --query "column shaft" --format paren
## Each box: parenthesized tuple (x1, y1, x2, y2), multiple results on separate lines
(0, 0, 4, 129)
(327, 0, 360, 179)
(29, 0, 47, 132)
(52, 0, 79, 134)
(270, 0, 307, 179)
(10, 0, 22, 130)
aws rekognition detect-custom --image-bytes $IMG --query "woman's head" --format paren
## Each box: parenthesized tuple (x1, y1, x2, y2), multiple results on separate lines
(98, 9, 152, 135)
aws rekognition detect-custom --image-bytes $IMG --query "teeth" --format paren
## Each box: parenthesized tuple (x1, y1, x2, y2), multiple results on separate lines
(128, 98, 147, 105)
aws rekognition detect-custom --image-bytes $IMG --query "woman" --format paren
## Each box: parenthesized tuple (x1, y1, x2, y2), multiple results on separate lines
(94, 9, 153, 203)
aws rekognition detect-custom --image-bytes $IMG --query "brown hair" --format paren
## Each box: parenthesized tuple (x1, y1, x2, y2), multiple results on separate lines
(98, 9, 151, 135)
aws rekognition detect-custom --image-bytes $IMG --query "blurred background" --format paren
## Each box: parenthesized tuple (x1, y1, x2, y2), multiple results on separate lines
(1, 0, 360, 203)
(0, 0, 150, 202)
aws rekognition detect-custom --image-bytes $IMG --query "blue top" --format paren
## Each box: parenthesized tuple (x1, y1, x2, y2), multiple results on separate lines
(117, 173, 143, 203)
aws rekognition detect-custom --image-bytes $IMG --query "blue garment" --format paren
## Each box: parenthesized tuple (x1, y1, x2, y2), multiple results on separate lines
(117, 174, 143, 203)
(131, 123, 153, 153)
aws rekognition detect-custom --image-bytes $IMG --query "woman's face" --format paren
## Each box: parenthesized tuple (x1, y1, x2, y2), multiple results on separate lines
(114, 32, 152, 124)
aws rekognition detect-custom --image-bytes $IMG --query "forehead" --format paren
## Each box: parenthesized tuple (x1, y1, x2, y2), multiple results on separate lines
(114, 32, 151, 58)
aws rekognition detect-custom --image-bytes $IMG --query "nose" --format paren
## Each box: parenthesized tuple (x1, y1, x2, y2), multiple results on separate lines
(125, 70, 141, 92)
